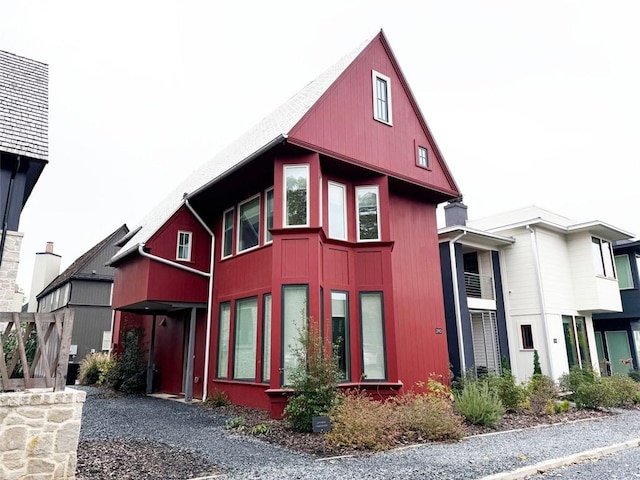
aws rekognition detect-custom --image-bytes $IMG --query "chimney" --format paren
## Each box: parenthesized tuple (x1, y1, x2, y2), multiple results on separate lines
(444, 197, 468, 227)
(45, 241, 54, 253)
(27, 242, 62, 312)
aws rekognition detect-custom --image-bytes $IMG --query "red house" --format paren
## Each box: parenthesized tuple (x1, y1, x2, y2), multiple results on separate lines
(109, 31, 460, 417)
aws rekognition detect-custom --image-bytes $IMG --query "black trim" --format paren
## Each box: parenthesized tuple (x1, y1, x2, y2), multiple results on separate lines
(358, 291, 387, 381)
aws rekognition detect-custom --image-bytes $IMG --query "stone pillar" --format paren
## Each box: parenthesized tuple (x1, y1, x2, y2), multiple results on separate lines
(0, 388, 86, 479)
(0, 230, 23, 312)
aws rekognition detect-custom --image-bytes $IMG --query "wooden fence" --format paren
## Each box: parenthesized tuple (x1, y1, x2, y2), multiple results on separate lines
(0, 309, 74, 391)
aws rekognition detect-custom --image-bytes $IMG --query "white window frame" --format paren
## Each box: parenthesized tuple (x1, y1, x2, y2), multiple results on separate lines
(328, 181, 347, 240)
(355, 185, 381, 242)
(237, 194, 261, 254)
(417, 146, 429, 168)
(176, 230, 192, 261)
(592, 236, 616, 279)
(221, 208, 234, 259)
(283, 164, 310, 228)
(372, 70, 393, 126)
(264, 187, 274, 244)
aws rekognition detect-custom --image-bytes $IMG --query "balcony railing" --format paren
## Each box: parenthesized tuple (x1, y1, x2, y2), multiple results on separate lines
(464, 273, 495, 300)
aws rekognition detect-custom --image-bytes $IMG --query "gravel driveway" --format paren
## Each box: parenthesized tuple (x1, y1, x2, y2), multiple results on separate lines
(78, 387, 640, 479)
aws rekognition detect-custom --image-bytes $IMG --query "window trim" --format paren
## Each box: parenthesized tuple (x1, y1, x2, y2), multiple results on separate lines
(615, 254, 635, 290)
(217, 301, 231, 379)
(372, 70, 393, 126)
(264, 187, 274, 245)
(328, 181, 347, 240)
(283, 164, 310, 228)
(417, 145, 429, 169)
(355, 185, 381, 242)
(221, 207, 235, 259)
(237, 193, 261, 254)
(521, 324, 534, 350)
(358, 291, 387, 381)
(280, 284, 309, 386)
(176, 231, 192, 261)
(331, 290, 350, 382)
(261, 293, 272, 383)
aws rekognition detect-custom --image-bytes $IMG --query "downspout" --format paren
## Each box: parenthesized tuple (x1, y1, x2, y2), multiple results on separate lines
(137, 244, 209, 277)
(184, 199, 215, 402)
(449, 230, 468, 375)
(526, 225, 553, 376)
(0, 156, 20, 271)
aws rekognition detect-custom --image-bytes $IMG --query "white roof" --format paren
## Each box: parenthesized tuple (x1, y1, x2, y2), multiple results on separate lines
(111, 33, 377, 264)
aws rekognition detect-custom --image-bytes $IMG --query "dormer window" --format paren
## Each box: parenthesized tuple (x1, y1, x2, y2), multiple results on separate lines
(372, 70, 392, 125)
(176, 231, 192, 261)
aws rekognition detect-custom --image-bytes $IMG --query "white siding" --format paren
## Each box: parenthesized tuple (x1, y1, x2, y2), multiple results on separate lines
(499, 229, 539, 316)
(536, 228, 575, 314)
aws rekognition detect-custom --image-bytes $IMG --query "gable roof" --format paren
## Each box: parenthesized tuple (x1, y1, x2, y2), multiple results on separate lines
(0, 50, 48, 161)
(37, 225, 129, 299)
(468, 206, 634, 242)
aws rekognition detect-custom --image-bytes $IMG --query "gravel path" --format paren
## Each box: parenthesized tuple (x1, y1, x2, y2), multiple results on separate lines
(78, 387, 640, 479)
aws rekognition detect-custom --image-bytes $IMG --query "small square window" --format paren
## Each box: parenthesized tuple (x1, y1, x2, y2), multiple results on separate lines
(417, 146, 429, 168)
(176, 231, 192, 261)
(521, 324, 534, 350)
(372, 70, 392, 125)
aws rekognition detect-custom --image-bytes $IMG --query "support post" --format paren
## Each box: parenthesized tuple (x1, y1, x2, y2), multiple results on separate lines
(146, 315, 157, 395)
(184, 308, 196, 402)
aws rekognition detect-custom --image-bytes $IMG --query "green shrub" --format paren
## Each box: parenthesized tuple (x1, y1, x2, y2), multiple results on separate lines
(497, 371, 526, 412)
(79, 352, 112, 385)
(2, 326, 38, 379)
(326, 391, 397, 450)
(393, 392, 464, 441)
(527, 374, 557, 415)
(250, 423, 271, 435)
(104, 328, 147, 394)
(628, 370, 640, 383)
(283, 323, 341, 432)
(554, 399, 570, 413)
(574, 380, 616, 409)
(533, 350, 542, 375)
(455, 381, 505, 426)
(559, 367, 596, 393)
(602, 375, 640, 407)
(206, 389, 230, 407)
(225, 416, 245, 430)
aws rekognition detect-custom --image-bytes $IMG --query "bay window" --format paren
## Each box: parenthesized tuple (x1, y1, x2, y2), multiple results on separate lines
(262, 294, 272, 382)
(356, 186, 380, 241)
(331, 291, 349, 380)
(328, 182, 347, 240)
(282, 285, 308, 385)
(360, 292, 386, 380)
(284, 165, 309, 227)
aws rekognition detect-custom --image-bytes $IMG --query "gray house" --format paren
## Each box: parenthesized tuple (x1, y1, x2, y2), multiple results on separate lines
(36, 225, 128, 362)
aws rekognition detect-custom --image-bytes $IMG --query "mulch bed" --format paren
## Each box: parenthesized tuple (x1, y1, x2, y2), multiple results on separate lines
(206, 403, 614, 458)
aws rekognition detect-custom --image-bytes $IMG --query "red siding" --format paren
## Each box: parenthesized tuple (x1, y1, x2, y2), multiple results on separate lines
(388, 193, 450, 388)
(112, 257, 151, 309)
(289, 36, 458, 198)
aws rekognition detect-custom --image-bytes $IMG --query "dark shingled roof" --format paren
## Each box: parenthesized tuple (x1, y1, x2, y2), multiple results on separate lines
(0, 50, 48, 160)
(37, 225, 129, 299)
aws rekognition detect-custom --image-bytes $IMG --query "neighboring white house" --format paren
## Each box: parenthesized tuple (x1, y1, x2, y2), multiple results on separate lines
(468, 206, 634, 382)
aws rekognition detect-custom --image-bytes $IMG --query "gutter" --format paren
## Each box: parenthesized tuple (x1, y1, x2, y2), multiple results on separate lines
(526, 224, 553, 376)
(0, 155, 20, 271)
(184, 199, 215, 402)
(137, 244, 210, 277)
(449, 230, 467, 374)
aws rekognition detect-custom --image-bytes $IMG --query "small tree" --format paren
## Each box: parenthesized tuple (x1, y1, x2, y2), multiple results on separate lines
(533, 350, 542, 375)
(283, 322, 342, 432)
(105, 328, 147, 394)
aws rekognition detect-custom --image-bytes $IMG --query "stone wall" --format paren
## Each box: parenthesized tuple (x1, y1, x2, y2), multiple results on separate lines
(0, 388, 86, 480)
(0, 230, 23, 313)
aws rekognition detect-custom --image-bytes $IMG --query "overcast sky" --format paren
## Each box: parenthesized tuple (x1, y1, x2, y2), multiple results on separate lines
(1, 1, 639, 298)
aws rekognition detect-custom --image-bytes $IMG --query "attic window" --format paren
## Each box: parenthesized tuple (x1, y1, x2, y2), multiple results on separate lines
(176, 231, 192, 261)
(417, 146, 429, 169)
(372, 70, 392, 125)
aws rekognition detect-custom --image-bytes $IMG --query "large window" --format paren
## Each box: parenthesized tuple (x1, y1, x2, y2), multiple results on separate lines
(262, 294, 272, 382)
(238, 195, 260, 252)
(284, 165, 309, 227)
(356, 186, 380, 241)
(615, 254, 634, 289)
(217, 302, 231, 378)
(176, 231, 192, 261)
(264, 188, 274, 244)
(360, 292, 386, 380)
(372, 70, 392, 125)
(233, 297, 258, 380)
(592, 237, 615, 278)
(328, 182, 347, 240)
(282, 285, 308, 385)
(562, 315, 592, 369)
(331, 291, 349, 380)
(222, 208, 234, 258)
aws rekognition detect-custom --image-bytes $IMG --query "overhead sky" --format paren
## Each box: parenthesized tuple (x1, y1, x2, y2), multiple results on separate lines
(1, 1, 639, 299)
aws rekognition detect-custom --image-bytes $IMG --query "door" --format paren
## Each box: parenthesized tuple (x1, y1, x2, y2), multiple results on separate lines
(470, 311, 501, 375)
(605, 331, 633, 375)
